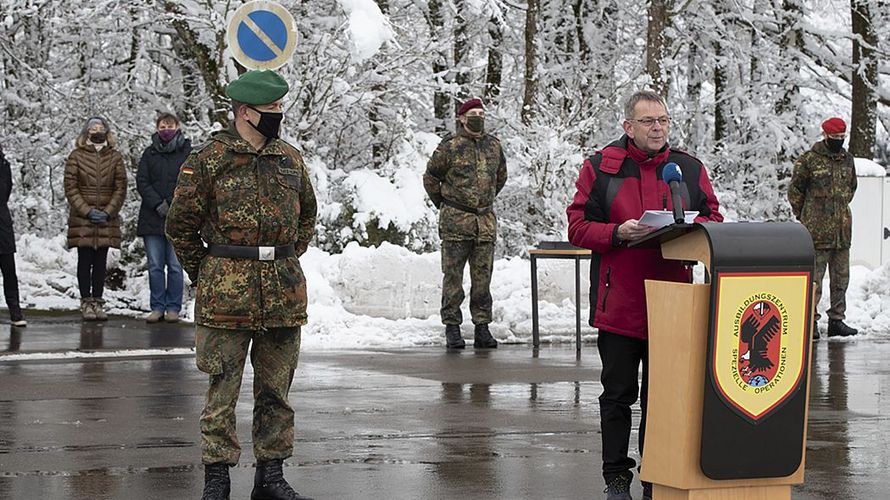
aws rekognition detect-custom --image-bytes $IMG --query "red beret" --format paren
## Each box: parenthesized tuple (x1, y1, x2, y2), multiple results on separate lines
(458, 98, 484, 116)
(821, 117, 846, 135)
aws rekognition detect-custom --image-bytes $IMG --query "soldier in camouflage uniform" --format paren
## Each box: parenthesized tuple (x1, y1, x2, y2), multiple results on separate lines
(788, 116, 858, 339)
(166, 70, 315, 500)
(423, 98, 507, 349)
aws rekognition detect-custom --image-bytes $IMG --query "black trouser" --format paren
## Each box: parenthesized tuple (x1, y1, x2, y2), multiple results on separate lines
(0, 252, 22, 314)
(598, 330, 649, 482)
(77, 247, 109, 299)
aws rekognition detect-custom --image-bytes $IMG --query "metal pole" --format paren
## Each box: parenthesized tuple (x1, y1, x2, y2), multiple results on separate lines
(531, 254, 539, 348)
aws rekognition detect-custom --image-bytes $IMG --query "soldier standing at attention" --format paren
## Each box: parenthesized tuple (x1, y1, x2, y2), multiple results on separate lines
(166, 70, 316, 500)
(423, 98, 507, 349)
(788, 116, 859, 339)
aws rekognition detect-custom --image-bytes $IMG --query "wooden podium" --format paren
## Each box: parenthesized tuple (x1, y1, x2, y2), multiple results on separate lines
(636, 222, 815, 500)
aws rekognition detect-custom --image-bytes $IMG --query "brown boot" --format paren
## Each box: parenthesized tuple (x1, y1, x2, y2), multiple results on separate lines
(81, 298, 97, 321)
(92, 298, 108, 321)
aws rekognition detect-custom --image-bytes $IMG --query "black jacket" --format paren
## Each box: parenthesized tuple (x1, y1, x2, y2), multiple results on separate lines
(136, 132, 192, 236)
(0, 146, 15, 254)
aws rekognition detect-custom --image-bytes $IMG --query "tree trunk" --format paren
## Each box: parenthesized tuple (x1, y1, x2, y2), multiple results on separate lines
(713, 37, 727, 144)
(453, 0, 469, 114)
(850, 0, 877, 159)
(370, 0, 390, 167)
(484, 15, 503, 100)
(162, 1, 227, 126)
(426, 0, 450, 132)
(775, 0, 802, 118)
(522, 0, 539, 126)
(646, 0, 670, 97)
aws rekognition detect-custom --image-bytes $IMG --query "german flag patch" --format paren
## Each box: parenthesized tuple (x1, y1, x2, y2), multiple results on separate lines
(181, 166, 194, 175)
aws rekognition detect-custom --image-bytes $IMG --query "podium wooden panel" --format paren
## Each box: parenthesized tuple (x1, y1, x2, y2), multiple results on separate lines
(641, 280, 809, 499)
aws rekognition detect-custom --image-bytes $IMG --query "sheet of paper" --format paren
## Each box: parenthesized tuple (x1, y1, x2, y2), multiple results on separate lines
(638, 210, 699, 230)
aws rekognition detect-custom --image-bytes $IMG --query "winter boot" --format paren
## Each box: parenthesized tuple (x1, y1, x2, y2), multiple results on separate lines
(827, 319, 858, 337)
(445, 324, 465, 349)
(92, 298, 108, 321)
(9, 302, 27, 327)
(603, 473, 632, 500)
(473, 324, 498, 348)
(201, 463, 231, 500)
(81, 298, 97, 321)
(812, 319, 820, 340)
(251, 459, 314, 500)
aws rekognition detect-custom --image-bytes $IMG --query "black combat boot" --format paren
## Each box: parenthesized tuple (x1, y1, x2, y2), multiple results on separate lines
(827, 319, 858, 337)
(251, 459, 314, 500)
(445, 324, 465, 349)
(473, 324, 498, 348)
(812, 320, 820, 340)
(201, 463, 230, 500)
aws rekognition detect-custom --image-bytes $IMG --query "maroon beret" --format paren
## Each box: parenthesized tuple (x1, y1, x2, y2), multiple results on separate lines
(821, 117, 846, 135)
(458, 98, 484, 116)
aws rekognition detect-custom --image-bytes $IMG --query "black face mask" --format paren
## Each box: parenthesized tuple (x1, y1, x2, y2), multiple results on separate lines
(248, 107, 283, 139)
(89, 132, 107, 144)
(465, 116, 484, 134)
(825, 138, 844, 153)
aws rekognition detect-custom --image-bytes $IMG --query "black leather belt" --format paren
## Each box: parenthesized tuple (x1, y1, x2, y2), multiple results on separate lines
(442, 199, 492, 215)
(208, 243, 295, 261)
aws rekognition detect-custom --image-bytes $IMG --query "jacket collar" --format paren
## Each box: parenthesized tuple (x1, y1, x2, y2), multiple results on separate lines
(598, 135, 670, 174)
(811, 140, 848, 160)
(212, 122, 286, 156)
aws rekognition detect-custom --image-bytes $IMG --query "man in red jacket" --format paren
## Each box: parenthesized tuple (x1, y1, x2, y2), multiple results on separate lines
(566, 90, 723, 500)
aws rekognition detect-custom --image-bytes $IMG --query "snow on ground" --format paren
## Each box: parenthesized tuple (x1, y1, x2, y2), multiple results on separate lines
(854, 157, 888, 177)
(10, 235, 890, 349)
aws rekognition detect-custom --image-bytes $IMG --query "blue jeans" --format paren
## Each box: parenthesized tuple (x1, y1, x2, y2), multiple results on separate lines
(144, 235, 183, 313)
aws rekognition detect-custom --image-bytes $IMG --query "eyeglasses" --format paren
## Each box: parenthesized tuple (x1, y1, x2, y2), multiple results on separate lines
(630, 116, 671, 127)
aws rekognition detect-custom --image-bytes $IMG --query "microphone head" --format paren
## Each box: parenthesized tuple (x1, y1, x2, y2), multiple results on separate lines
(663, 162, 683, 184)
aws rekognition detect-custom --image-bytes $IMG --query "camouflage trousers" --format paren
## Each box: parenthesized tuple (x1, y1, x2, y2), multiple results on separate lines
(813, 248, 850, 322)
(195, 325, 301, 465)
(440, 239, 494, 325)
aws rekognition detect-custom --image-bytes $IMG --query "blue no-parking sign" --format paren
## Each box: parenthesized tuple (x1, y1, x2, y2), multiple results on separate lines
(226, 1, 297, 70)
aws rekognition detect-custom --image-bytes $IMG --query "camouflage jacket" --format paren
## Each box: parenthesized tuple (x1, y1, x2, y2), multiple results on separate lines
(423, 127, 508, 241)
(165, 124, 317, 330)
(788, 141, 857, 249)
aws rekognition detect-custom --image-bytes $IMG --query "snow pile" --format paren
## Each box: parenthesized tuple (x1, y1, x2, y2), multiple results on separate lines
(337, 0, 394, 61)
(854, 157, 887, 177)
(10, 235, 890, 348)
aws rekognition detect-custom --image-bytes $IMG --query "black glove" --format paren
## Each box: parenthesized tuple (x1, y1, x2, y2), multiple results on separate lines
(88, 209, 109, 224)
(156, 200, 170, 217)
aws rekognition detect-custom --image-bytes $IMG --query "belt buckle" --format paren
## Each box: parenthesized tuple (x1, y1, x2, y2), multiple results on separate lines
(258, 246, 275, 261)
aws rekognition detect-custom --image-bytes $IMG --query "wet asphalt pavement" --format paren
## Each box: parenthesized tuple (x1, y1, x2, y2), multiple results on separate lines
(0, 314, 887, 500)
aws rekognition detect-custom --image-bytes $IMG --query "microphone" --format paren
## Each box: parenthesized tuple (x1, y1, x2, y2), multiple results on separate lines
(662, 162, 685, 224)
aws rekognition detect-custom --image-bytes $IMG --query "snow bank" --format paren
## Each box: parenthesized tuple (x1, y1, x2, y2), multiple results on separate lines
(10, 235, 890, 348)
(855, 157, 887, 177)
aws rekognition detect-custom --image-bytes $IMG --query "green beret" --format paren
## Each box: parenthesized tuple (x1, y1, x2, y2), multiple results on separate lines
(225, 70, 289, 105)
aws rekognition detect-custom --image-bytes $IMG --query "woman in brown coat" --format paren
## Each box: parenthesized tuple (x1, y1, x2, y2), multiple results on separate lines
(64, 116, 127, 320)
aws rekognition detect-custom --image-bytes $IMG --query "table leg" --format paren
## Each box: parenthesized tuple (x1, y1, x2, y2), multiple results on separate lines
(531, 255, 539, 348)
(575, 255, 581, 352)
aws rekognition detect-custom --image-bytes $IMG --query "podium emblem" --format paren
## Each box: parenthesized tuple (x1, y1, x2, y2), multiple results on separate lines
(711, 272, 811, 423)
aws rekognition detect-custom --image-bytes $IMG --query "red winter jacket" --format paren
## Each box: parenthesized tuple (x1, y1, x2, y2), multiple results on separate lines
(566, 136, 723, 339)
